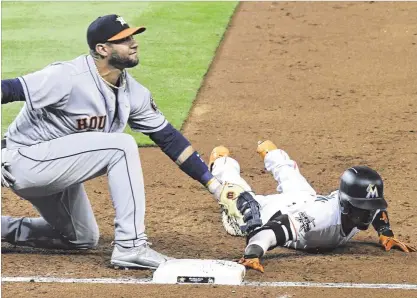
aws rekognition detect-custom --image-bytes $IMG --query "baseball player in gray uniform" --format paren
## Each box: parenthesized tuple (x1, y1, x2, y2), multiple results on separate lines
(209, 140, 416, 272)
(0, 14, 223, 270)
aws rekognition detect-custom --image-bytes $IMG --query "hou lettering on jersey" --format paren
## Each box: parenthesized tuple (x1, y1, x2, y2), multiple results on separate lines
(76, 116, 106, 130)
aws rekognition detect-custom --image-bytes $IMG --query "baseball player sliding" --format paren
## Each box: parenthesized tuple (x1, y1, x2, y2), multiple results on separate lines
(209, 140, 416, 273)
(0, 14, 223, 270)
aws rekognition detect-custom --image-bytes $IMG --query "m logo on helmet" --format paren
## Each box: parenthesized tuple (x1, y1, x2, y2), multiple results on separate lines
(366, 184, 379, 198)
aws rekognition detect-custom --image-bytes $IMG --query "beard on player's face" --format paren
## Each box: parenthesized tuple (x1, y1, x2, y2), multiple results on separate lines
(108, 49, 139, 70)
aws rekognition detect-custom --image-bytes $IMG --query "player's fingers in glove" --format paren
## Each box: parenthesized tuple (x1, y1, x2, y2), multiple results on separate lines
(401, 243, 417, 252)
(380, 236, 416, 252)
(238, 257, 264, 273)
(390, 241, 417, 252)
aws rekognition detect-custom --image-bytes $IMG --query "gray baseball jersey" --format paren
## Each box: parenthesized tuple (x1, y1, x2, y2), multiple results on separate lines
(6, 55, 167, 148)
(2, 55, 167, 249)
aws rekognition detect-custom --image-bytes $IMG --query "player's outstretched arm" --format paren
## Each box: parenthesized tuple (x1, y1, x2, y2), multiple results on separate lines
(238, 212, 295, 273)
(148, 123, 222, 199)
(372, 210, 416, 252)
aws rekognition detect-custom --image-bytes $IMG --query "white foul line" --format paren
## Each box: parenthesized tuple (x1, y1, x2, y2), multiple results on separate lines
(243, 281, 417, 290)
(1, 276, 417, 290)
(2, 277, 152, 284)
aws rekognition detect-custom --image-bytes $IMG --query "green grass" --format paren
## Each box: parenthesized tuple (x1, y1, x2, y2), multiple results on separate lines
(1, 2, 237, 145)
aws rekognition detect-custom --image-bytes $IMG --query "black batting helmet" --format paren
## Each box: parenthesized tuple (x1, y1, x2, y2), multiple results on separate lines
(339, 166, 387, 229)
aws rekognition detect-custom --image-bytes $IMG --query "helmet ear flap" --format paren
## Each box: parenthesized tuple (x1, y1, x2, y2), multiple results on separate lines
(339, 191, 353, 215)
(339, 195, 351, 215)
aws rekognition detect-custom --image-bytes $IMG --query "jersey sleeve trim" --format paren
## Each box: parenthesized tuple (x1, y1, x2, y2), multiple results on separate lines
(131, 119, 168, 134)
(18, 76, 34, 110)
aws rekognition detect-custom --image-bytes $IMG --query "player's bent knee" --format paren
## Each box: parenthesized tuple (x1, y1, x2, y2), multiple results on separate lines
(69, 235, 99, 250)
(114, 133, 138, 151)
(119, 133, 136, 146)
(86, 226, 100, 248)
(88, 230, 100, 248)
(68, 227, 100, 250)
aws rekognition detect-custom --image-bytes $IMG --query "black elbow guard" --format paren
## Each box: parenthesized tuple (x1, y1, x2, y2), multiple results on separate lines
(236, 191, 262, 233)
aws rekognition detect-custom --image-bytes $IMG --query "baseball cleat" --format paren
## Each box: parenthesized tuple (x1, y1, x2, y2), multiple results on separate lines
(256, 140, 278, 160)
(208, 146, 230, 171)
(111, 242, 174, 270)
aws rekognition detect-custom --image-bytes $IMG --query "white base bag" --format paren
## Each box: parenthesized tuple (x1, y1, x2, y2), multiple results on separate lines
(152, 259, 246, 285)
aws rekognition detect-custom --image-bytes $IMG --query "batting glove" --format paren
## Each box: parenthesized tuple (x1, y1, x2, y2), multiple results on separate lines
(238, 257, 264, 273)
(379, 235, 416, 252)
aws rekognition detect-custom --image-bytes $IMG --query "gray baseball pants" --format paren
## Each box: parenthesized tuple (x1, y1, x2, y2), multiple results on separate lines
(2, 132, 147, 249)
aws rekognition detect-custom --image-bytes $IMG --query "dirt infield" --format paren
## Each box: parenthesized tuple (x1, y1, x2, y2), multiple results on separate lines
(2, 2, 417, 297)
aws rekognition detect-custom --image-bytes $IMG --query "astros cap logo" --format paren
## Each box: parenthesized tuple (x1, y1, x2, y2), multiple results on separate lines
(116, 16, 127, 26)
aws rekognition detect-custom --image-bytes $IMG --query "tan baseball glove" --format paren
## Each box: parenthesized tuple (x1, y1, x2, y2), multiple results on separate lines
(218, 182, 247, 237)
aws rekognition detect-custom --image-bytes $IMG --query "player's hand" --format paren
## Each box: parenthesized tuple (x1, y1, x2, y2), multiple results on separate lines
(207, 177, 223, 202)
(379, 235, 416, 252)
(219, 182, 246, 218)
(217, 182, 247, 237)
(238, 257, 264, 273)
(1, 162, 15, 188)
(207, 178, 244, 215)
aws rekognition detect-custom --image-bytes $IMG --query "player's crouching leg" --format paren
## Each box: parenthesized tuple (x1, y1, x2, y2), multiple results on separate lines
(67, 223, 100, 250)
(111, 133, 139, 154)
(105, 133, 174, 269)
(106, 133, 143, 179)
(1, 216, 99, 250)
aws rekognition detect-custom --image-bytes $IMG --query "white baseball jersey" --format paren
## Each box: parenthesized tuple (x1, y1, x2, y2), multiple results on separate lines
(211, 149, 360, 251)
(264, 191, 360, 250)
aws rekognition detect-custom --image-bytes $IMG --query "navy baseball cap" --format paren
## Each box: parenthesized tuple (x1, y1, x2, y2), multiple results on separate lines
(87, 14, 146, 50)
